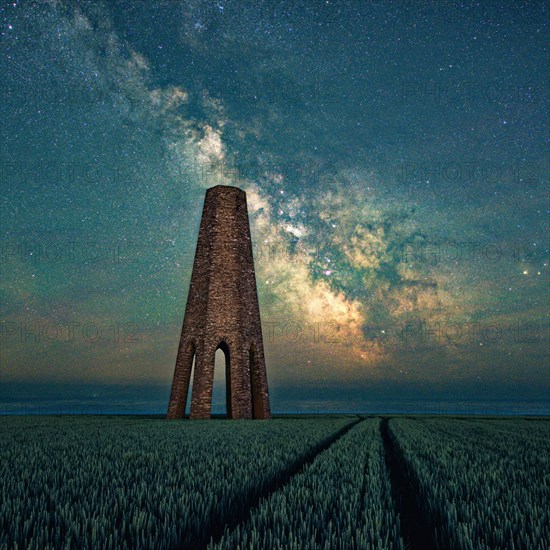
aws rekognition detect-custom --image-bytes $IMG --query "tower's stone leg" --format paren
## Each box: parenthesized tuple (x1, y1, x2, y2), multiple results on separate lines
(228, 341, 251, 419)
(249, 342, 271, 419)
(166, 339, 195, 419)
(189, 343, 215, 419)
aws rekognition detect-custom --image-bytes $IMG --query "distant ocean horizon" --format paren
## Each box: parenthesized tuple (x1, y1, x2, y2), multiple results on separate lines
(1, 399, 548, 416)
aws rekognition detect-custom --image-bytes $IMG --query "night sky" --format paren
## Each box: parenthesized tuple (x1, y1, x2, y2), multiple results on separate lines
(1, 0, 548, 414)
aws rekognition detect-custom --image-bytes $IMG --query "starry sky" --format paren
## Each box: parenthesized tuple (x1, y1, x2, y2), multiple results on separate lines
(1, 0, 548, 414)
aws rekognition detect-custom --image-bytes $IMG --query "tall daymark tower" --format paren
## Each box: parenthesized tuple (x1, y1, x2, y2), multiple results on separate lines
(167, 185, 271, 419)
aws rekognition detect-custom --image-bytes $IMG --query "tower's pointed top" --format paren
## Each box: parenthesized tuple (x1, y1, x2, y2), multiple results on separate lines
(207, 184, 245, 195)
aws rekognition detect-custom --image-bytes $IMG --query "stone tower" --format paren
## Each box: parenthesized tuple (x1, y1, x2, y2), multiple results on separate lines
(167, 185, 271, 419)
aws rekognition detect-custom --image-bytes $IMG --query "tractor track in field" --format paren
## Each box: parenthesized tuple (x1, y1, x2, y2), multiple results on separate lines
(201, 416, 364, 549)
(380, 418, 438, 550)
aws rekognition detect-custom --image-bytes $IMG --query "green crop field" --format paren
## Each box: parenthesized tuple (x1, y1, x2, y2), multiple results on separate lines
(1, 415, 548, 549)
(388, 417, 550, 549)
(214, 418, 403, 549)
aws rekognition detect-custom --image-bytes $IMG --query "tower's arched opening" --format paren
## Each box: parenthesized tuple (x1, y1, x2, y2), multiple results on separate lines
(184, 353, 196, 417)
(212, 342, 232, 418)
